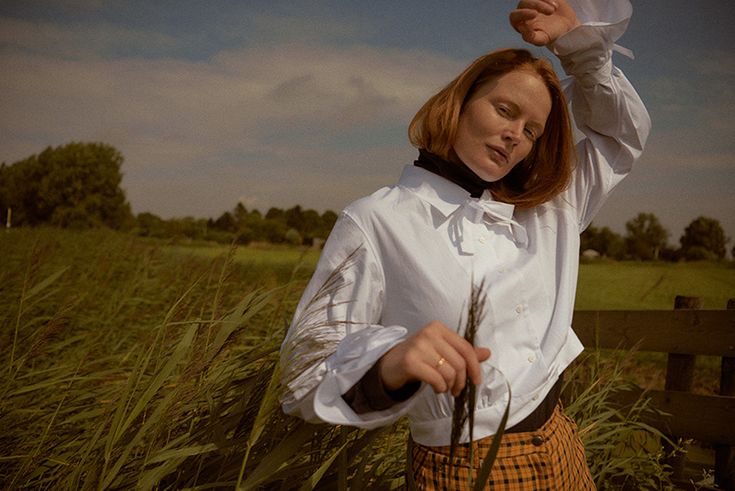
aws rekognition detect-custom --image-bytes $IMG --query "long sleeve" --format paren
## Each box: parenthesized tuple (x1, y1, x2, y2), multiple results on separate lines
(549, 0, 651, 231)
(279, 210, 418, 427)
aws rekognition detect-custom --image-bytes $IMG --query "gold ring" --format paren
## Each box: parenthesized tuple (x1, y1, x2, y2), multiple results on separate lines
(436, 357, 446, 369)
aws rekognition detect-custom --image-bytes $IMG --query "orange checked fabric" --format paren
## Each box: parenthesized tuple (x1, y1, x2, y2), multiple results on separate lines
(410, 404, 595, 490)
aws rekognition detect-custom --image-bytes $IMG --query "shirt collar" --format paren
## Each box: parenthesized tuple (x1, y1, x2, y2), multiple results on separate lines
(398, 165, 515, 219)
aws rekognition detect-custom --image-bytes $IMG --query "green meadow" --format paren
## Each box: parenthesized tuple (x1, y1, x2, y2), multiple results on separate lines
(2, 228, 733, 489)
(576, 260, 735, 310)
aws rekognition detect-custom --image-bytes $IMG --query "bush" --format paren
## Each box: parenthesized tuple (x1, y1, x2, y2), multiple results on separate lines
(284, 227, 303, 246)
(681, 245, 718, 261)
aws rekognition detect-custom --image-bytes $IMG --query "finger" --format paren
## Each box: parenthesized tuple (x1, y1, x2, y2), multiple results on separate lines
(476, 347, 491, 362)
(434, 357, 462, 396)
(509, 8, 538, 31)
(441, 332, 484, 387)
(417, 360, 450, 394)
(524, 29, 551, 46)
(432, 346, 467, 396)
(515, 0, 557, 15)
(436, 352, 465, 396)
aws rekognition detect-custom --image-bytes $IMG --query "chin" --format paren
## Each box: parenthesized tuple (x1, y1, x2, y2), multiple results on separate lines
(471, 165, 505, 183)
(462, 154, 510, 182)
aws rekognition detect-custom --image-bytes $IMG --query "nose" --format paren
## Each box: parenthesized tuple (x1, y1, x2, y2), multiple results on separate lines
(502, 121, 523, 146)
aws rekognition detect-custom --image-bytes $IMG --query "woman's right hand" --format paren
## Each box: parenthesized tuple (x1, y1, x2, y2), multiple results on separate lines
(378, 321, 491, 397)
(510, 0, 580, 46)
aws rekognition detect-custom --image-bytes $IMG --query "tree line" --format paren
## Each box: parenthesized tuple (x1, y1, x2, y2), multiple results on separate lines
(136, 204, 337, 246)
(582, 213, 730, 261)
(1, 142, 732, 258)
(0, 142, 336, 246)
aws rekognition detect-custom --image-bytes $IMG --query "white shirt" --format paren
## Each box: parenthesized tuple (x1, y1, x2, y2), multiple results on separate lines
(280, 0, 650, 447)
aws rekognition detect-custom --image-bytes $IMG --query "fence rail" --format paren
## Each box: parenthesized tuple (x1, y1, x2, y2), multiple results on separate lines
(572, 298, 735, 490)
(572, 310, 735, 356)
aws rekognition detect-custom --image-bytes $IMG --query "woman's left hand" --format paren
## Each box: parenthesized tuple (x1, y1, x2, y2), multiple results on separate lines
(509, 0, 580, 46)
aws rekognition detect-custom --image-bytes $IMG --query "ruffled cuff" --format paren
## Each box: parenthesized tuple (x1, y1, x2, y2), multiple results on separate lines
(548, 0, 633, 85)
(312, 325, 420, 428)
(343, 358, 421, 413)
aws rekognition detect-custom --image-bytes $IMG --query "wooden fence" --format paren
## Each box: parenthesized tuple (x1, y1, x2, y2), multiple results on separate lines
(572, 296, 735, 490)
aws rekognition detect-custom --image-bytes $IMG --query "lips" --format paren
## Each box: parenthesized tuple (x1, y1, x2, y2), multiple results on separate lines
(486, 145, 509, 165)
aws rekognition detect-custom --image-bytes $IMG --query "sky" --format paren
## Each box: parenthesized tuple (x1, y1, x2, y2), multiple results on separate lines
(1, 0, 734, 246)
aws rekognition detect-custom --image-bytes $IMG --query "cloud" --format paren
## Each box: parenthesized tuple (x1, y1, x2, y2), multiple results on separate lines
(248, 10, 371, 45)
(0, 19, 464, 217)
(11, 0, 107, 11)
(0, 18, 179, 60)
(689, 50, 735, 77)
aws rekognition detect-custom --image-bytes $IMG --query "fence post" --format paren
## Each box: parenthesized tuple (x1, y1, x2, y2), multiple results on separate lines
(715, 299, 735, 489)
(664, 295, 703, 480)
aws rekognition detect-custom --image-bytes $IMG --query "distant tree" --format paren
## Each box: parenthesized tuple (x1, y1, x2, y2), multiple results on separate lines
(213, 211, 237, 233)
(165, 216, 207, 240)
(0, 163, 10, 226)
(284, 205, 303, 231)
(312, 210, 338, 240)
(679, 216, 728, 260)
(233, 202, 249, 229)
(208, 203, 341, 244)
(581, 224, 624, 259)
(135, 212, 166, 237)
(321, 210, 338, 229)
(260, 219, 287, 243)
(1, 155, 44, 225)
(1, 142, 133, 229)
(625, 213, 669, 260)
(265, 207, 285, 222)
(299, 209, 322, 243)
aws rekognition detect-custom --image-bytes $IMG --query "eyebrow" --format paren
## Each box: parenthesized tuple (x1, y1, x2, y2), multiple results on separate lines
(501, 99, 546, 134)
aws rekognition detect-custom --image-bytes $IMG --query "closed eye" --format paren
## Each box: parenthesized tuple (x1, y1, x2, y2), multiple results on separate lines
(524, 127, 538, 141)
(496, 104, 512, 117)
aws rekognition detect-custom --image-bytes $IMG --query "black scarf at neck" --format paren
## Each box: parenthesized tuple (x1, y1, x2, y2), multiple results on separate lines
(413, 149, 492, 198)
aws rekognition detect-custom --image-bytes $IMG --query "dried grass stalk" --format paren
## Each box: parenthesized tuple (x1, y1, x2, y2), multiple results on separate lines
(279, 246, 362, 402)
(449, 279, 487, 486)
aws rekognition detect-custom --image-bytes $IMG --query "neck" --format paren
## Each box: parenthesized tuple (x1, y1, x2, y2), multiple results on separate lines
(413, 149, 493, 198)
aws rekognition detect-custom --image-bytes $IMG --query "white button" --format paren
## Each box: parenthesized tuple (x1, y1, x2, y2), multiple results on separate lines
(528, 354, 536, 363)
(515, 305, 522, 314)
(478, 236, 487, 244)
(532, 394, 539, 401)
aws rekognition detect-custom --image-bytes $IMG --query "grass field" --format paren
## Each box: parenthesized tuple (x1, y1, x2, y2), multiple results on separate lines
(576, 260, 735, 310)
(2, 228, 733, 489)
(167, 239, 735, 310)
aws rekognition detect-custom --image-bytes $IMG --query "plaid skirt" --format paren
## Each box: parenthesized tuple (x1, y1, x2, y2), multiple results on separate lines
(409, 404, 595, 490)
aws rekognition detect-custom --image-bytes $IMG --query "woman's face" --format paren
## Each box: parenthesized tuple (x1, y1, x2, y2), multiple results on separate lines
(453, 69, 552, 182)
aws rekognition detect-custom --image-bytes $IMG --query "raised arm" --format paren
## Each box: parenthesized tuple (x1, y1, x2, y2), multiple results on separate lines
(517, 0, 651, 230)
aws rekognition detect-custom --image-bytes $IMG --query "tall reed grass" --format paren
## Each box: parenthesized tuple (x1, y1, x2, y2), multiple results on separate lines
(1, 228, 682, 489)
(563, 350, 682, 490)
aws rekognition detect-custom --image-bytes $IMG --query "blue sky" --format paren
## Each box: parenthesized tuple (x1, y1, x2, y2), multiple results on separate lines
(1, 0, 733, 246)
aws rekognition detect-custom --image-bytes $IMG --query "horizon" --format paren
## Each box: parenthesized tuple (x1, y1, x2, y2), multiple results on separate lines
(1, 0, 733, 243)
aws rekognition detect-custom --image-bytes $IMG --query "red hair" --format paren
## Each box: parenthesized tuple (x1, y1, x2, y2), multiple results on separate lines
(408, 49, 575, 208)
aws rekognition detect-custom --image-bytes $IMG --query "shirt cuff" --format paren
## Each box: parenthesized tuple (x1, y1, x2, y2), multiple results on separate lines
(342, 358, 421, 413)
(548, 0, 633, 84)
(312, 325, 419, 428)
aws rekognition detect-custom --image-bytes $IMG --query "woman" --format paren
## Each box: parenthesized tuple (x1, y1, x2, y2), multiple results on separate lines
(280, 0, 649, 488)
